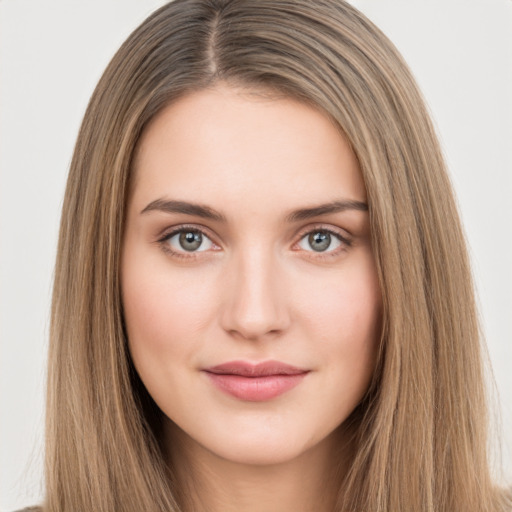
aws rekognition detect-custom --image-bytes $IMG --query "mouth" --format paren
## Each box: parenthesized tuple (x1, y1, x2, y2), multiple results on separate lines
(202, 360, 310, 401)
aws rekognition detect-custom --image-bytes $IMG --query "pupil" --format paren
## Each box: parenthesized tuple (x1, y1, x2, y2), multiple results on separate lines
(309, 231, 330, 252)
(179, 231, 202, 251)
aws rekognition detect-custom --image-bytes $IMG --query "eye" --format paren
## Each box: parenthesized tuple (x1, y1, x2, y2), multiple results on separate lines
(164, 229, 214, 253)
(297, 229, 346, 253)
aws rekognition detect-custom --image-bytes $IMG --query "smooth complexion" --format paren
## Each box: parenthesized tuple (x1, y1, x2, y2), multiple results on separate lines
(121, 84, 382, 512)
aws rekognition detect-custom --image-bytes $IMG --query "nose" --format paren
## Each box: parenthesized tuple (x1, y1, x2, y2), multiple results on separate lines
(220, 247, 290, 341)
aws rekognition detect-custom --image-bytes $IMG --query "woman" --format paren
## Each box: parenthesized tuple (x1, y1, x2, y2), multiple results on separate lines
(28, 0, 512, 510)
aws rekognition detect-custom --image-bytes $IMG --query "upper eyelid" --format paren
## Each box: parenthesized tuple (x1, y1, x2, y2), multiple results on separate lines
(158, 222, 349, 236)
(294, 223, 352, 242)
(293, 227, 351, 253)
(157, 222, 352, 249)
(158, 224, 217, 242)
(296, 223, 349, 235)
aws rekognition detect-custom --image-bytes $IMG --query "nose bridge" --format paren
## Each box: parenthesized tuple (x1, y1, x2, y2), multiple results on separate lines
(221, 243, 289, 340)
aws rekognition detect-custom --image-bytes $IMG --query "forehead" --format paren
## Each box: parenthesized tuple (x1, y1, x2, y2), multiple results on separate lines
(131, 85, 366, 214)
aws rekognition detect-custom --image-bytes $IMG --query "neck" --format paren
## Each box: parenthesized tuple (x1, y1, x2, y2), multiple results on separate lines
(165, 422, 354, 512)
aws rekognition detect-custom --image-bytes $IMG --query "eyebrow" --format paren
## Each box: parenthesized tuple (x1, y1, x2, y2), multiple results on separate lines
(141, 199, 227, 222)
(140, 198, 368, 222)
(285, 199, 368, 222)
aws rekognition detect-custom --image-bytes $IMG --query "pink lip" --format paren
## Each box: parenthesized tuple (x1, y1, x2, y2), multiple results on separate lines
(203, 360, 310, 401)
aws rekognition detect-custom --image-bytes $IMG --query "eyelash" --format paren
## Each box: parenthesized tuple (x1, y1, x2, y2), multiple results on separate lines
(157, 225, 218, 260)
(294, 225, 352, 260)
(157, 224, 352, 261)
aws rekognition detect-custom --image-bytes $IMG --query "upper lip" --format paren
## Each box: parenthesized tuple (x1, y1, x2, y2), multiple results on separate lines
(204, 360, 309, 377)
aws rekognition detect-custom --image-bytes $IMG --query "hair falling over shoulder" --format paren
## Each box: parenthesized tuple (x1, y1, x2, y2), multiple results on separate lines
(44, 1, 511, 511)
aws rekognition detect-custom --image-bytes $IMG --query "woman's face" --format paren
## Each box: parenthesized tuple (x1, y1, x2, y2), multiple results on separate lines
(121, 84, 381, 466)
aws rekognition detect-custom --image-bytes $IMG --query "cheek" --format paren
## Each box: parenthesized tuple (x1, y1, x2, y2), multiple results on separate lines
(121, 254, 217, 366)
(297, 254, 381, 377)
(121, 252, 222, 418)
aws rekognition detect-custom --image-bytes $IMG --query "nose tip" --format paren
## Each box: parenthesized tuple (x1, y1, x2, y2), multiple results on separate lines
(220, 255, 290, 341)
(224, 303, 284, 341)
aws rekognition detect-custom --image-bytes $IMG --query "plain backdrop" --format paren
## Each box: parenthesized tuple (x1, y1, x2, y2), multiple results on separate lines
(1, 1, 511, 510)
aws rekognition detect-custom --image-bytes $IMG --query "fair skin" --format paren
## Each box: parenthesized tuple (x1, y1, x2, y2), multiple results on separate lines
(121, 84, 382, 512)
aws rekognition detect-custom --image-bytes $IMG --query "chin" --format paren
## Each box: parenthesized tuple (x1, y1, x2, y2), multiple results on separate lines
(166, 414, 341, 469)
(211, 436, 310, 466)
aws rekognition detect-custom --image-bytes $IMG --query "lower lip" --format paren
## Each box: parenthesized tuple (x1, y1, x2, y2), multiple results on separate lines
(203, 372, 308, 401)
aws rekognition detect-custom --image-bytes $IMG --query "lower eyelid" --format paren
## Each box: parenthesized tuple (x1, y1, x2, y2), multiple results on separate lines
(156, 225, 351, 259)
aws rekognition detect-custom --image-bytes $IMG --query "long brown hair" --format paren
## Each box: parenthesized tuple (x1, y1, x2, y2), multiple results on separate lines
(46, 1, 511, 510)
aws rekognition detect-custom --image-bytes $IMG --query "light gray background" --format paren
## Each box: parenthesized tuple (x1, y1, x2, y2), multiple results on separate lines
(1, 1, 511, 510)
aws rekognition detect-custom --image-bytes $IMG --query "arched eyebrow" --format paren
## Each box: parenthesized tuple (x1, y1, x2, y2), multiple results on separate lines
(285, 199, 368, 222)
(141, 199, 226, 222)
(140, 198, 368, 222)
